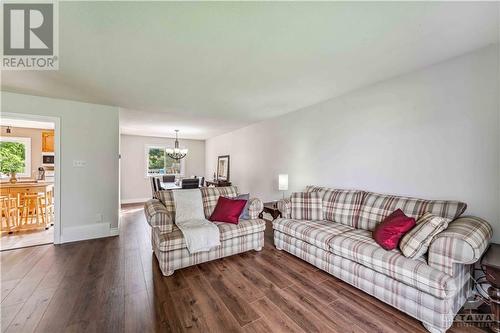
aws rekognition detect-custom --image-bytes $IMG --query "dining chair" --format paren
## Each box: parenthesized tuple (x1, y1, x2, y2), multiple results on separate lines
(150, 177, 158, 198)
(181, 178, 199, 189)
(155, 177, 164, 191)
(0, 195, 18, 234)
(162, 175, 175, 183)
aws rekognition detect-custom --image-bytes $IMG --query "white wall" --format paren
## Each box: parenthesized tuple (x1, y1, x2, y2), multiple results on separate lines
(120, 134, 205, 202)
(206, 45, 500, 243)
(1, 92, 120, 243)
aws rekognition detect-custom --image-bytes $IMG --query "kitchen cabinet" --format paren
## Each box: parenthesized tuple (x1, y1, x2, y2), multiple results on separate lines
(42, 130, 54, 152)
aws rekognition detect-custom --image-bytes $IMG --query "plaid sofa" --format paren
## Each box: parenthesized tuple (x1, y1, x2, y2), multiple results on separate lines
(144, 186, 265, 276)
(274, 186, 492, 333)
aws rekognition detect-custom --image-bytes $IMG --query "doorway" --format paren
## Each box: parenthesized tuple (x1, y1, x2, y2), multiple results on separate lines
(0, 113, 61, 250)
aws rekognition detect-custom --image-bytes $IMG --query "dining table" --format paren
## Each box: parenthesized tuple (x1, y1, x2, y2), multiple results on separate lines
(160, 182, 182, 190)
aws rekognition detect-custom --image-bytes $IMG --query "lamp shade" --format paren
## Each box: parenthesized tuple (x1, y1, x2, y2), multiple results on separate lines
(278, 174, 288, 191)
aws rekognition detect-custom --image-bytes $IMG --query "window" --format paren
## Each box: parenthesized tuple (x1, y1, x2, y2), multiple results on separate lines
(145, 145, 185, 177)
(0, 137, 32, 178)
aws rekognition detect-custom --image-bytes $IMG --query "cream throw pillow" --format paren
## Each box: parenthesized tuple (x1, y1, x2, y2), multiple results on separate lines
(172, 189, 205, 223)
(400, 212, 451, 259)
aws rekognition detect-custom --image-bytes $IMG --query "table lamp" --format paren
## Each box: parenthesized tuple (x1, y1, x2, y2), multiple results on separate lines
(278, 174, 288, 199)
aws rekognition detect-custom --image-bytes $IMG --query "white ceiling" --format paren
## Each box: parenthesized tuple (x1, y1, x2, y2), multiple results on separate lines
(119, 108, 249, 140)
(2, 2, 499, 140)
(0, 118, 54, 130)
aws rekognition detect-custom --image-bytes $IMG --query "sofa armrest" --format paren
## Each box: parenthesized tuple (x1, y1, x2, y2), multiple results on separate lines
(428, 216, 493, 276)
(144, 199, 173, 233)
(248, 198, 264, 219)
(277, 198, 291, 219)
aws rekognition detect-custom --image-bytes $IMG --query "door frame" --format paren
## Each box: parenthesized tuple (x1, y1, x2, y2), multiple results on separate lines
(1, 112, 62, 244)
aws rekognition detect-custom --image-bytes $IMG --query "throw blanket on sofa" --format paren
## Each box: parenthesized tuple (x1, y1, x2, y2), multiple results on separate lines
(173, 189, 220, 253)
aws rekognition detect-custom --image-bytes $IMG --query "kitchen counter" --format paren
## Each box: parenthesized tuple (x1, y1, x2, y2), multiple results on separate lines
(0, 180, 54, 188)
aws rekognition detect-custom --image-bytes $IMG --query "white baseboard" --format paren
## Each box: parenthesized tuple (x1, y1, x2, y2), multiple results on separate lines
(121, 197, 149, 204)
(61, 222, 119, 243)
(110, 226, 119, 236)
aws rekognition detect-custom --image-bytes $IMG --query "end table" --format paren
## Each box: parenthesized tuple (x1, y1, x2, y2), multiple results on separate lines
(481, 243, 500, 332)
(258, 201, 282, 220)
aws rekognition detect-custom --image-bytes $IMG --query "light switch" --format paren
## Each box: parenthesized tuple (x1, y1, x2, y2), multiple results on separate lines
(73, 160, 87, 167)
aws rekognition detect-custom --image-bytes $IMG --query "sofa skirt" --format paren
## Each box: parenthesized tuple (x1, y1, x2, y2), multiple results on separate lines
(274, 230, 471, 331)
(153, 231, 264, 276)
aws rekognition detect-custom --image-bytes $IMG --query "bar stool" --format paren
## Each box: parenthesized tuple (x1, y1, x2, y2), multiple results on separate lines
(0, 195, 18, 233)
(19, 193, 46, 229)
(40, 188, 54, 227)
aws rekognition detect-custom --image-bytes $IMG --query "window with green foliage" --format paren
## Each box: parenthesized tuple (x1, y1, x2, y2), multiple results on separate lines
(145, 145, 183, 176)
(0, 137, 31, 178)
(148, 148, 165, 172)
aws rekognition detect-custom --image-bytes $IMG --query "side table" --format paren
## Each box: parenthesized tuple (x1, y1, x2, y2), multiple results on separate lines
(258, 201, 282, 220)
(205, 180, 232, 187)
(481, 243, 500, 333)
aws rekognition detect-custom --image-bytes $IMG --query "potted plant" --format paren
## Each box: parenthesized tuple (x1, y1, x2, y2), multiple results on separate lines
(0, 147, 25, 183)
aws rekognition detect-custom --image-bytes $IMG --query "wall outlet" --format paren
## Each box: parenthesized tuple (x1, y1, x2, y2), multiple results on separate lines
(95, 213, 103, 223)
(73, 160, 87, 167)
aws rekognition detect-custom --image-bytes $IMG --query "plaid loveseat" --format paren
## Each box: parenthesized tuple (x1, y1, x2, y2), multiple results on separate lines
(144, 186, 265, 276)
(274, 186, 492, 333)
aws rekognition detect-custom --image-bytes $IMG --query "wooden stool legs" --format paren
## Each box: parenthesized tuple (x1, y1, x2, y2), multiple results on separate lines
(20, 194, 47, 229)
(0, 196, 18, 234)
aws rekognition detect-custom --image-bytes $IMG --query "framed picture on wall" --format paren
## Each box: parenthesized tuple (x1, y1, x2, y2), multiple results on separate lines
(217, 155, 230, 181)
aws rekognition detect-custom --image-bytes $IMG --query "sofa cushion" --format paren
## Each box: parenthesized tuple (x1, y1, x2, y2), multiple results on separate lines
(273, 218, 353, 251)
(305, 185, 326, 194)
(173, 188, 205, 223)
(157, 186, 239, 221)
(226, 193, 250, 220)
(290, 192, 323, 221)
(200, 186, 238, 218)
(400, 213, 451, 259)
(329, 229, 458, 298)
(156, 190, 176, 222)
(372, 209, 416, 250)
(357, 191, 467, 231)
(209, 196, 247, 224)
(153, 218, 266, 252)
(305, 186, 365, 227)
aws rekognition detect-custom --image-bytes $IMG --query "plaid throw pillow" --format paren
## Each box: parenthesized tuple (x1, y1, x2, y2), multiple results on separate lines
(200, 186, 238, 218)
(156, 190, 176, 222)
(290, 192, 323, 221)
(358, 192, 466, 231)
(400, 212, 451, 259)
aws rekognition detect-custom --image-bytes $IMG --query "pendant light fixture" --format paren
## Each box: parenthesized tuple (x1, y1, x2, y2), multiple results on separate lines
(165, 130, 188, 160)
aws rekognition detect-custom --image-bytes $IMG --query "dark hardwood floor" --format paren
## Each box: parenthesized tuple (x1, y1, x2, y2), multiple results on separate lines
(0, 204, 489, 332)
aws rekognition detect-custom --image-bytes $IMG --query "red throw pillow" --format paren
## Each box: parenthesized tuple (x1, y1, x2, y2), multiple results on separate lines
(372, 209, 416, 250)
(209, 196, 247, 224)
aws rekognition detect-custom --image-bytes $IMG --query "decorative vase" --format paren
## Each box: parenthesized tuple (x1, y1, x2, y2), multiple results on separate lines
(9, 172, 17, 183)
